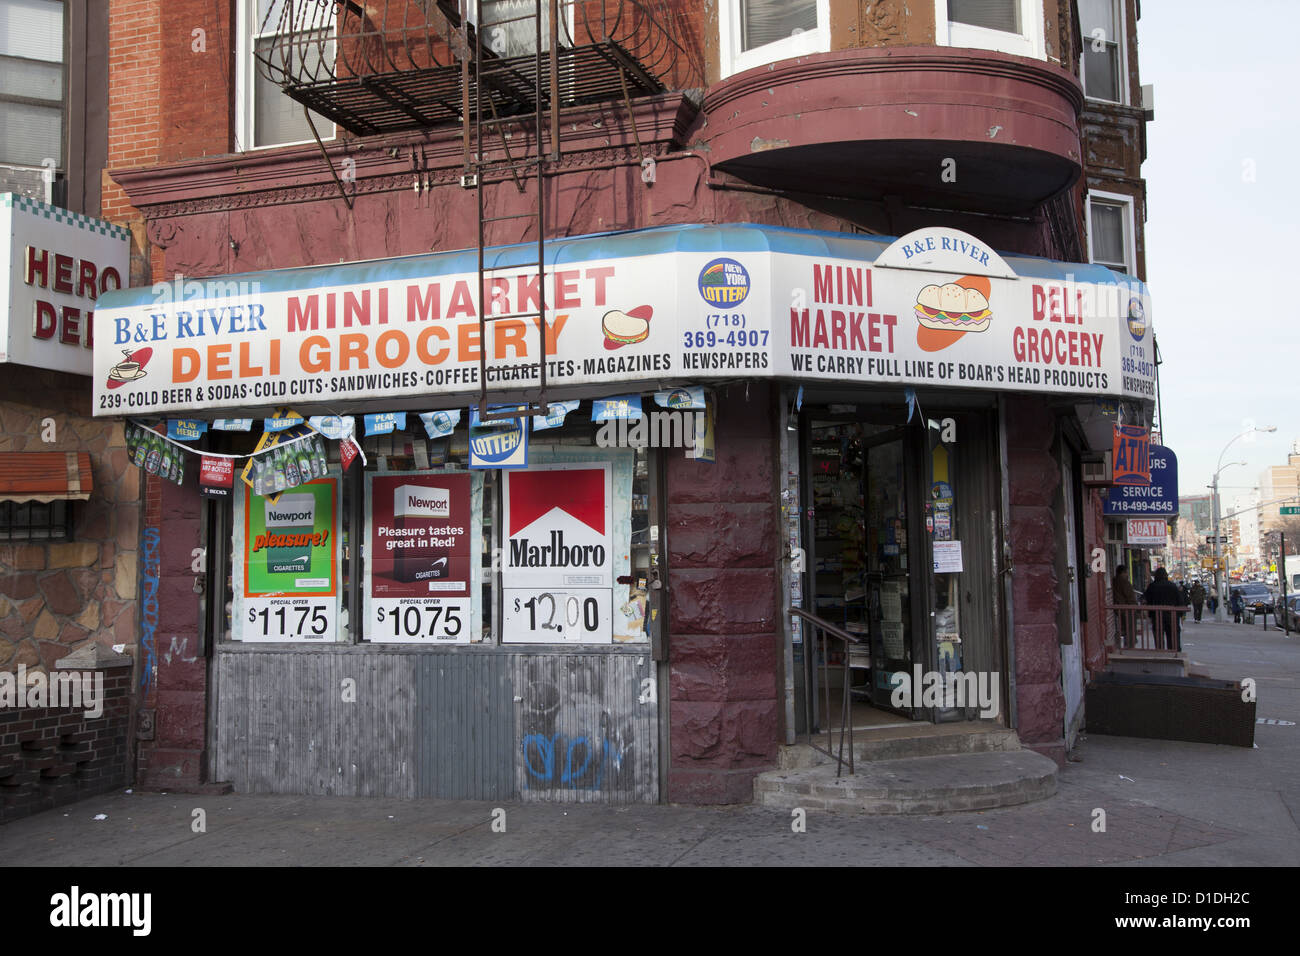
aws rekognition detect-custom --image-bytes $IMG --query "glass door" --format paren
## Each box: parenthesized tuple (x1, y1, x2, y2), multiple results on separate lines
(863, 429, 915, 714)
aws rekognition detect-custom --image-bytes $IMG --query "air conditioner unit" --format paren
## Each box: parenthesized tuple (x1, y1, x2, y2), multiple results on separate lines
(1082, 451, 1112, 486)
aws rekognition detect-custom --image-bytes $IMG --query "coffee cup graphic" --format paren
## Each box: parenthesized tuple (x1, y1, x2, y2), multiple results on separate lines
(393, 484, 451, 583)
(265, 494, 316, 575)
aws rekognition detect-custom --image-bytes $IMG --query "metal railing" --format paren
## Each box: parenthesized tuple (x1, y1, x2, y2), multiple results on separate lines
(792, 607, 861, 778)
(1107, 603, 1189, 653)
(254, 0, 701, 135)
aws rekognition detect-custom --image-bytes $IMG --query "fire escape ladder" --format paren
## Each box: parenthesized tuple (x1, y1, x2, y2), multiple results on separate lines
(462, 1, 563, 422)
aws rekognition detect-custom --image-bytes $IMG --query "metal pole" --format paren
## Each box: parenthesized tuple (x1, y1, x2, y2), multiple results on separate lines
(1214, 473, 1224, 622)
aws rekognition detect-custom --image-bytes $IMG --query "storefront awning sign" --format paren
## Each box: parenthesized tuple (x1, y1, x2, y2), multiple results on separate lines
(1105, 444, 1177, 516)
(91, 224, 1157, 420)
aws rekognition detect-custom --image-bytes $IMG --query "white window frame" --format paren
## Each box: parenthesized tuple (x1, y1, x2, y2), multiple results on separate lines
(235, 0, 336, 151)
(1086, 189, 1136, 275)
(718, 0, 831, 80)
(934, 0, 1045, 61)
(1078, 0, 1129, 105)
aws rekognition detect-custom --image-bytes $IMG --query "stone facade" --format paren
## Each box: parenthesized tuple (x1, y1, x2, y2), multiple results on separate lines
(0, 365, 141, 681)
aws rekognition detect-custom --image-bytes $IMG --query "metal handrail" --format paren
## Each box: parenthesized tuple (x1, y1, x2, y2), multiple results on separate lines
(792, 607, 861, 777)
(1106, 602, 1189, 653)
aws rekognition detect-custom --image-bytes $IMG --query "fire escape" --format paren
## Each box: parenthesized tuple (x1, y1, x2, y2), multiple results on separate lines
(254, 1, 696, 419)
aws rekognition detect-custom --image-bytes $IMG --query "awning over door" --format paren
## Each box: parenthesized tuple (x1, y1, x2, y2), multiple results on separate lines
(0, 452, 93, 503)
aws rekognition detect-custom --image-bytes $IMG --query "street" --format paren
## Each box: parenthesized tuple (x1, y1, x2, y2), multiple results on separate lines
(2, 619, 1296, 867)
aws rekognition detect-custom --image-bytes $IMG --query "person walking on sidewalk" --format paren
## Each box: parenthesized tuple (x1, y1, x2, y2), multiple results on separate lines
(1143, 567, 1183, 650)
(1231, 589, 1245, 624)
(1190, 580, 1206, 622)
(1113, 564, 1137, 647)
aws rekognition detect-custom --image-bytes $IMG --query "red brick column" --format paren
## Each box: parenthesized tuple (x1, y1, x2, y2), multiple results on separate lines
(666, 384, 781, 804)
(136, 471, 210, 788)
(1004, 396, 1066, 764)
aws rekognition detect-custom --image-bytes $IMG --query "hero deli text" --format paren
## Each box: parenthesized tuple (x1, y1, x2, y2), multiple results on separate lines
(104, 267, 627, 406)
(26, 246, 123, 349)
(1012, 283, 1108, 390)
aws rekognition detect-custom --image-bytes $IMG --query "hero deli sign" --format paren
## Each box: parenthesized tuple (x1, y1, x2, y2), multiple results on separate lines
(1, 194, 128, 376)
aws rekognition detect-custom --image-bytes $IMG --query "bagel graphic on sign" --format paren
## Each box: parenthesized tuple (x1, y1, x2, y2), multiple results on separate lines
(913, 276, 993, 352)
(601, 304, 653, 350)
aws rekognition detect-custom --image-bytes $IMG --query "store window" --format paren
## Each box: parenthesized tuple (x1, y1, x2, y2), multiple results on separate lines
(1086, 190, 1135, 274)
(718, 0, 829, 80)
(236, 0, 336, 150)
(213, 398, 665, 647)
(0, 500, 71, 540)
(0, 0, 66, 171)
(935, 0, 1044, 60)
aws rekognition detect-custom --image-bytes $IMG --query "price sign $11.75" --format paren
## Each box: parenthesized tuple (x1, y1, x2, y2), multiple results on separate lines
(244, 597, 334, 642)
(371, 598, 469, 643)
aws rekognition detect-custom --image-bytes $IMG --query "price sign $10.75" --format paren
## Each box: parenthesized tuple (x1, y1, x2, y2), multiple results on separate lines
(503, 588, 611, 643)
(371, 597, 469, 643)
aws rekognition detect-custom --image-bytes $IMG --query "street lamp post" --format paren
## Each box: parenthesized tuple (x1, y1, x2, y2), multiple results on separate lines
(1212, 426, 1277, 621)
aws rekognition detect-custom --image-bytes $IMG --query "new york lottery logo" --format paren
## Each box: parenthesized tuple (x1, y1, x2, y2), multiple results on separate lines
(699, 258, 750, 306)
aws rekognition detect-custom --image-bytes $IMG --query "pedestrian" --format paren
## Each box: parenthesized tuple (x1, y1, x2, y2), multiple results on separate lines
(1178, 580, 1190, 623)
(1112, 564, 1137, 647)
(1208, 591, 1218, 614)
(1231, 589, 1244, 624)
(1143, 566, 1183, 650)
(1190, 580, 1206, 622)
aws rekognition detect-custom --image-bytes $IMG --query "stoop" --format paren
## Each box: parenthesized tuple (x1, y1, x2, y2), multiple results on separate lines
(755, 722, 1058, 814)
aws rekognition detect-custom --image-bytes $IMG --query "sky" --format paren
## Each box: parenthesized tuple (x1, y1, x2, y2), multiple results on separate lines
(1140, 0, 1300, 508)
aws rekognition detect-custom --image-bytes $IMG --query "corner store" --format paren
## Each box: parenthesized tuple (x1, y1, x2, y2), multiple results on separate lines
(92, 222, 1157, 802)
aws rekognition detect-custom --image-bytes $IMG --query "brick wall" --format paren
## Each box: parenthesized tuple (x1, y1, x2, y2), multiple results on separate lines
(0, 366, 141, 679)
(666, 383, 781, 804)
(1004, 395, 1066, 765)
(0, 661, 132, 824)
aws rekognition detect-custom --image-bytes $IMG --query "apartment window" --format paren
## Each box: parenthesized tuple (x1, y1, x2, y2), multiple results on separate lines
(1079, 0, 1125, 103)
(1087, 191, 1135, 274)
(936, 0, 1044, 60)
(0, 500, 72, 541)
(0, 0, 65, 169)
(236, 0, 335, 150)
(719, 0, 830, 79)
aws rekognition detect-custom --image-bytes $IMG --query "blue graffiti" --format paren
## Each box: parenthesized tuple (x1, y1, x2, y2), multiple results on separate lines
(139, 526, 160, 695)
(522, 733, 626, 790)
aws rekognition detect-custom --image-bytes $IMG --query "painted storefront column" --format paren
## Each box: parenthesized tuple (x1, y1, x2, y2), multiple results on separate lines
(1004, 396, 1066, 765)
(666, 384, 782, 803)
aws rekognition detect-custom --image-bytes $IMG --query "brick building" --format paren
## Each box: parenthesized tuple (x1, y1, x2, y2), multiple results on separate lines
(88, 0, 1155, 804)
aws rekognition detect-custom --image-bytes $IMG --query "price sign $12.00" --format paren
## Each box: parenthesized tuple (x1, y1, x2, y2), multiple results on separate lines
(503, 588, 610, 643)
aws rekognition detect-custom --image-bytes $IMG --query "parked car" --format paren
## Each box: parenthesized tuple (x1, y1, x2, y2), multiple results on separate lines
(1234, 582, 1275, 614)
(1281, 594, 1300, 631)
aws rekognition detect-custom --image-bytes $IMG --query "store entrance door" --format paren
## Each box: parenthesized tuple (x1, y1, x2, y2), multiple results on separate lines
(804, 413, 923, 728)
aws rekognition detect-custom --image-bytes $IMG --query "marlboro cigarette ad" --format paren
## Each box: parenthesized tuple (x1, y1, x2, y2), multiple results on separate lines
(364, 472, 480, 644)
(233, 478, 340, 642)
(502, 462, 613, 644)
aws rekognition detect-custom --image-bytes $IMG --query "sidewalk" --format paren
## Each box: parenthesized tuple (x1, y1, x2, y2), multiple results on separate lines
(3, 619, 1296, 866)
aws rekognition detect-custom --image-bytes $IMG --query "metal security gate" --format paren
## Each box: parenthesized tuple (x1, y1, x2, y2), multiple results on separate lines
(213, 645, 658, 803)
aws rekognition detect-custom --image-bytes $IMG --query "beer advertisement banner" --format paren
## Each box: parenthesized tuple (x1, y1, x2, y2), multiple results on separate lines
(502, 462, 613, 644)
(364, 471, 482, 644)
(92, 226, 1158, 421)
(233, 478, 340, 642)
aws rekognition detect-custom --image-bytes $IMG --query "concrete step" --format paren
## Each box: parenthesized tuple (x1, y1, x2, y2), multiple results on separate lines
(778, 721, 1021, 770)
(755, 750, 1058, 814)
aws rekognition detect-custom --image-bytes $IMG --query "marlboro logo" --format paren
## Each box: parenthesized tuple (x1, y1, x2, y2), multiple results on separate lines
(509, 530, 607, 568)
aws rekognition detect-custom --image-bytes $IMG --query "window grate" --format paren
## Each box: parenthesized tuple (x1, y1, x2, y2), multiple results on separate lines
(0, 499, 72, 540)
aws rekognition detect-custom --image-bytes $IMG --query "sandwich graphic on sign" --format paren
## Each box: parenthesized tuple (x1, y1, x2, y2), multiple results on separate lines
(602, 305, 653, 350)
(914, 276, 992, 352)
